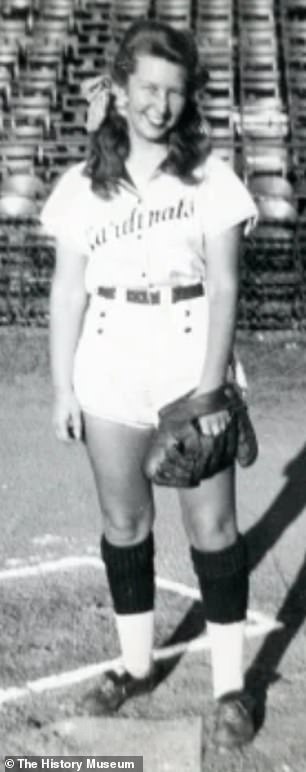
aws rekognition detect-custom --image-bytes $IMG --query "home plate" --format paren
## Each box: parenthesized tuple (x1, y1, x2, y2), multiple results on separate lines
(47, 716, 203, 771)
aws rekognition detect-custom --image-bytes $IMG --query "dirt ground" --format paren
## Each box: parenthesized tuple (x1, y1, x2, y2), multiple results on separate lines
(0, 329, 306, 771)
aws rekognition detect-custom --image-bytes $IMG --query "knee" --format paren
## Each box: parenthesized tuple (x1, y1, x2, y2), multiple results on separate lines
(104, 522, 149, 546)
(191, 506, 237, 551)
(102, 504, 154, 546)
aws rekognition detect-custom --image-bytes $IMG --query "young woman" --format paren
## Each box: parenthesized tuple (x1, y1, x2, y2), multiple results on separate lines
(41, 19, 258, 751)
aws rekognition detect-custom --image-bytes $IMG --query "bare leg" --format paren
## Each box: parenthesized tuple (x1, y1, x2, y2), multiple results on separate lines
(84, 414, 155, 544)
(84, 414, 156, 679)
(178, 465, 237, 552)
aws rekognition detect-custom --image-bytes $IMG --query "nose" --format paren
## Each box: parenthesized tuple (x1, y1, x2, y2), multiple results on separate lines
(154, 90, 169, 117)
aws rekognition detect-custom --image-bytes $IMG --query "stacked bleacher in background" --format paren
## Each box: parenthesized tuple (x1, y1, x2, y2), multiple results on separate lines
(0, 0, 305, 328)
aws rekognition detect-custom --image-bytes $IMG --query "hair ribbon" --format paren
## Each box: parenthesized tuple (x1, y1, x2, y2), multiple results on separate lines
(81, 72, 113, 132)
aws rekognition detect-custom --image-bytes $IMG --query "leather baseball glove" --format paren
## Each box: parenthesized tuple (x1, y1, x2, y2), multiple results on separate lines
(143, 384, 258, 488)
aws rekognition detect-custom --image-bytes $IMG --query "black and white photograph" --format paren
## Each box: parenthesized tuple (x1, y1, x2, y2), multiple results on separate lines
(0, 1, 306, 770)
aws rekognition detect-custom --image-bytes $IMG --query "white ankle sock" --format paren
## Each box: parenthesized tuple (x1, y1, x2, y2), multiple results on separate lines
(115, 610, 154, 679)
(207, 620, 245, 699)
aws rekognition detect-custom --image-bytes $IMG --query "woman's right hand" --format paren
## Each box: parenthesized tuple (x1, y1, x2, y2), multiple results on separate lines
(53, 389, 83, 443)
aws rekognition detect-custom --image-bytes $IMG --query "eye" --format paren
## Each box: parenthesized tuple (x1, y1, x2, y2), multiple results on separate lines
(143, 83, 158, 94)
(169, 86, 185, 99)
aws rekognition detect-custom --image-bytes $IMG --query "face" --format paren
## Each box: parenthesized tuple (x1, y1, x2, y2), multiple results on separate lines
(123, 54, 187, 144)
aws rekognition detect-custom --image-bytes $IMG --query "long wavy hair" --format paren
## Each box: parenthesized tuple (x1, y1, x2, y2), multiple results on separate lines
(84, 19, 211, 198)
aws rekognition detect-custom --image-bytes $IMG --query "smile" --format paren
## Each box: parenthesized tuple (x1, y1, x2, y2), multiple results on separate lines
(146, 116, 168, 127)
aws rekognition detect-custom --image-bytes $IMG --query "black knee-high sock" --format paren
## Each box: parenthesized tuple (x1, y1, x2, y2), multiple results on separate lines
(190, 534, 249, 624)
(101, 532, 155, 614)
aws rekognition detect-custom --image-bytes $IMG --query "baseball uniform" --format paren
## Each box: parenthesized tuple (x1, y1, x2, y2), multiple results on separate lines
(41, 152, 258, 426)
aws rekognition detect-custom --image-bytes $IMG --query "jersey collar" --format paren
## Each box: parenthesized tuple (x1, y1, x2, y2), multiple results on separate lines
(120, 161, 166, 195)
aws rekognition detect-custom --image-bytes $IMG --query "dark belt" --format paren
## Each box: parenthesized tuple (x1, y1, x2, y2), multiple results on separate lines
(96, 283, 204, 304)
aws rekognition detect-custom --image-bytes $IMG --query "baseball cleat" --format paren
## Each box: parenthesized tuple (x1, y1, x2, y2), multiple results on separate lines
(81, 668, 155, 715)
(213, 690, 255, 751)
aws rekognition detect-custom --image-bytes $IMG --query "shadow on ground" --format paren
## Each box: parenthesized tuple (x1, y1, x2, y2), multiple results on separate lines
(154, 443, 306, 731)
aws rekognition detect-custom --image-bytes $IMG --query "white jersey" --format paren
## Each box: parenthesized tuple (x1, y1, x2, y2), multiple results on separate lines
(40, 153, 257, 294)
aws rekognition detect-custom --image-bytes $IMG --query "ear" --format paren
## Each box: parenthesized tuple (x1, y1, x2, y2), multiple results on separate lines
(112, 84, 129, 117)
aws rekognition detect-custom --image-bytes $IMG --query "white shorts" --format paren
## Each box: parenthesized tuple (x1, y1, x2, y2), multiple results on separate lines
(73, 285, 209, 427)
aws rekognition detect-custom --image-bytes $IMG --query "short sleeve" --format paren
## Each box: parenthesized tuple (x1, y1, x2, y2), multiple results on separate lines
(195, 155, 258, 239)
(40, 163, 89, 253)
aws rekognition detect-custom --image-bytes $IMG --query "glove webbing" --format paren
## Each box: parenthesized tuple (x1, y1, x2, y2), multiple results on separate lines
(159, 384, 239, 426)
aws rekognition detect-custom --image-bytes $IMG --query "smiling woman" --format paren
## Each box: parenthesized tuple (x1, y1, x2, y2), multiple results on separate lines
(124, 56, 187, 142)
(84, 19, 210, 195)
(40, 18, 258, 752)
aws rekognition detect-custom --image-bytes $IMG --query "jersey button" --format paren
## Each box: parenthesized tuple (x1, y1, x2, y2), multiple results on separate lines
(184, 327, 192, 333)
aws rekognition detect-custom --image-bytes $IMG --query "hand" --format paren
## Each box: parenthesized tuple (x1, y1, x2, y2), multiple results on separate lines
(53, 390, 83, 443)
(198, 409, 231, 436)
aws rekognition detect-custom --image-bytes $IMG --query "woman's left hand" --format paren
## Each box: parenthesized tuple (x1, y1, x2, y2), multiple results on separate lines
(198, 409, 231, 436)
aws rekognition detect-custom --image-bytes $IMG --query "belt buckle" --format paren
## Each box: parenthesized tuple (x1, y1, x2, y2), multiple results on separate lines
(149, 290, 160, 304)
(138, 290, 148, 304)
(126, 288, 160, 304)
(126, 289, 147, 303)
